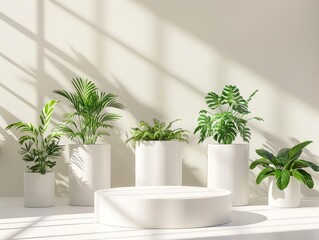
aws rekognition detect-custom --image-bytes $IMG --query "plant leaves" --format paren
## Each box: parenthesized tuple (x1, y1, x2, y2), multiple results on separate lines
(127, 119, 189, 145)
(255, 149, 275, 161)
(287, 141, 312, 160)
(249, 158, 272, 169)
(54, 77, 125, 144)
(292, 169, 314, 189)
(274, 169, 290, 190)
(277, 148, 289, 158)
(292, 159, 319, 172)
(205, 92, 220, 110)
(194, 85, 260, 144)
(256, 167, 275, 184)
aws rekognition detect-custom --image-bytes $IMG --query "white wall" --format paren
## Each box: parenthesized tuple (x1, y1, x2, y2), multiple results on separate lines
(1, 0, 319, 197)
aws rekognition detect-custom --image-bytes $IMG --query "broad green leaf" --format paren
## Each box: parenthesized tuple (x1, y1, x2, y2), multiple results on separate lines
(256, 167, 275, 184)
(283, 158, 297, 171)
(255, 149, 275, 161)
(277, 148, 289, 158)
(249, 158, 272, 169)
(274, 169, 290, 190)
(307, 161, 319, 172)
(292, 159, 319, 172)
(287, 141, 312, 160)
(292, 169, 314, 189)
(292, 159, 309, 169)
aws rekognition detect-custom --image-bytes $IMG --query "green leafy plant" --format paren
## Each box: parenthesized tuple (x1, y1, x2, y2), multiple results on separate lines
(6, 100, 64, 174)
(194, 85, 263, 144)
(54, 77, 125, 144)
(127, 119, 189, 145)
(250, 141, 319, 190)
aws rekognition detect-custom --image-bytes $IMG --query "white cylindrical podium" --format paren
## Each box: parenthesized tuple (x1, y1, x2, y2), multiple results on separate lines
(95, 186, 232, 228)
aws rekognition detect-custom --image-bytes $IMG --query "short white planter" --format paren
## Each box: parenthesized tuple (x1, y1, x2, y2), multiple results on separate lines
(207, 143, 249, 206)
(24, 171, 55, 208)
(135, 141, 182, 186)
(69, 144, 111, 206)
(268, 177, 300, 208)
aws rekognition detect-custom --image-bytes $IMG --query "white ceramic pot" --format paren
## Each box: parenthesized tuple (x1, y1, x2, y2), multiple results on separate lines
(24, 171, 55, 207)
(69, 144, 111, 206)
(207, 143, 249, 206)
(135, 141, 182, 186)
(268, 177, 300, 207)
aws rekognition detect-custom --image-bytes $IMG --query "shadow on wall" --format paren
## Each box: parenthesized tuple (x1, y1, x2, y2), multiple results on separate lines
(182, 161, 203, 187)
(0, 107, 25, 196)
(135, 0, 319, 108)
(1, 2, 206, 189)
(0, 106, 69, 197)
(47, 50, 165, 187)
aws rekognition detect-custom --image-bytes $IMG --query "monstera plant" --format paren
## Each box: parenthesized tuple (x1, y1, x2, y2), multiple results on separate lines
(194, 85, 263, 206)
(194, 85, 263, 144)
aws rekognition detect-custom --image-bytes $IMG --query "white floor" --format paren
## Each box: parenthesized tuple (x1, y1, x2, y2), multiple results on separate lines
(1, 197, 319, 240)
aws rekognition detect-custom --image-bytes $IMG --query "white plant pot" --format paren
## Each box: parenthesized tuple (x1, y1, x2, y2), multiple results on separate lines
(24, 171, 55, 207)
(69, 144, 111, 206)
(207, 143, 249, 206)
(268, 177, 300, 207)
(135, 141, 182, 186)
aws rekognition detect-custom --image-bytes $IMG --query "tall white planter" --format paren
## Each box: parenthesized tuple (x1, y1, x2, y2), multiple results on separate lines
(24, 171, 55, 207)
(69, 144, 111, 206)
(207, 143, 249, 206)
(268, 177, 300, 207)
(135, 141, 181, 186)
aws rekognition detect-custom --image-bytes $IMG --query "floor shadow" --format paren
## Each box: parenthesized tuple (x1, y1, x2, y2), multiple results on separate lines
(221, 211, 267, 227)
(182, 161, 203, 187)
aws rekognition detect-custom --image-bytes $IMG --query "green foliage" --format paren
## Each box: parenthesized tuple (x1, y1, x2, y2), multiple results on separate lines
(54, 77, 125, 144)
(194, 85, 263, 144)
(250, 141, 318, 190)
(127, 119, 189, 145)
(6, 100, 64, 174)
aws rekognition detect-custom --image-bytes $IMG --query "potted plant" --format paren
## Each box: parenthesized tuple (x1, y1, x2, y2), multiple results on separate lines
(250, 141, 319, 207)
(6, 100, 64, 207)
(54, 77, 125, 206)
(194, 85, 263, 206)
(127, 119, 189, 186)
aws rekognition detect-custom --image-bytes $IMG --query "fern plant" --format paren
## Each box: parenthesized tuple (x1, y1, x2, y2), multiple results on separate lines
(6, 100, 64, 174)
(250, 141, 319, 190)
(127, 119, 189, 145)
(194, 85, 263, 144)
(54, 77, 125, 144)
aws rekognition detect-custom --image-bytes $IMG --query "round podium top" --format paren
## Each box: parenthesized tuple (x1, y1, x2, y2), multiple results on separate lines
(95, 186, 231, 199)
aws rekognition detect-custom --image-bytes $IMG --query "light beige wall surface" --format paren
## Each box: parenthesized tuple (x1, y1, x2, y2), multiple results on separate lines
(1, 0, 319, 197)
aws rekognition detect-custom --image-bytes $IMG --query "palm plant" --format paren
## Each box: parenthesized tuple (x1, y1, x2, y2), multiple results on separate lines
(127, 119, 189, 146)
(6, 100, 64, 174)
(250, 141, 319, 190)
(54, 78, 125, 144)
(194, 85, 263, 144)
